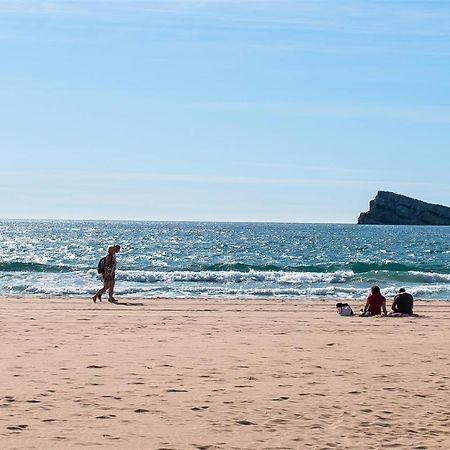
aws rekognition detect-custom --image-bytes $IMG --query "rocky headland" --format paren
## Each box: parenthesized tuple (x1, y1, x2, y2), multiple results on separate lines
(358, 191, 450, 225)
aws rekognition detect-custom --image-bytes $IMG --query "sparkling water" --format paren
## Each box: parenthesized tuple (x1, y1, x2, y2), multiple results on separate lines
(0, 220, 449, 300)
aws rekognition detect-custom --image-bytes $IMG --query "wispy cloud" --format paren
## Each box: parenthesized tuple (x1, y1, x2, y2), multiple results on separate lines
(1, 0, 450, 37)
(192, 100, 450, 125)
(2, 170, 450, 193)
(0, 169, 337, 187)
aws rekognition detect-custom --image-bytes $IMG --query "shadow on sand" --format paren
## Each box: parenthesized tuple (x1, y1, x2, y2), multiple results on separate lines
(110, 301, 145, 307)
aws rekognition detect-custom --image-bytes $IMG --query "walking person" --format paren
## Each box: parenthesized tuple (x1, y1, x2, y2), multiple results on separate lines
(93, 245, 121, 303)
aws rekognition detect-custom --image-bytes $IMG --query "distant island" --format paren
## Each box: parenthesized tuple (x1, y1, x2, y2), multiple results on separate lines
(358, 191, 450, 225)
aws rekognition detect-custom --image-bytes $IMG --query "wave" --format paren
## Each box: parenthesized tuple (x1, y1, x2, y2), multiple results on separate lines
(115, 269, 354, 284)
(1, 259, 447, 277)
(195, 261, 446, 274)
(3, 262, 450, 289)
(2, 273, 450, 300)
(114, 268, 450, 285)
(0, 261, 76, 273)
(357, 270, 450, 284)
(346, 262, 421, 273)
(200, 263, 297, 272)
(99, 282, 450, 300)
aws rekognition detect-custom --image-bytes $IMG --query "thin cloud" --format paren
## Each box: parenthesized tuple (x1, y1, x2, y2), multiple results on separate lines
(0, 170, 338, 186)
(1, 1, 450, 37)
(192, 101, 450, 125)
(2, 170, 450, 192)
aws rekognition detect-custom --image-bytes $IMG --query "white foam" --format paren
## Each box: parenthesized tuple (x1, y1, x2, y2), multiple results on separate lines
(2, 267, 450, 300)
(408, 271, 450, 283)
(113, 269, 354, 285)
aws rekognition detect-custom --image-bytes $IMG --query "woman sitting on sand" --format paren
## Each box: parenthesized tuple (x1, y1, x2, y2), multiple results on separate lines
(361, 285, 387, 316)
(93, 245, 121, 303)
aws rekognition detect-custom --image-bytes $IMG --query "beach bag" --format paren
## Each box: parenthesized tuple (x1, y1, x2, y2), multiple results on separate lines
(336, 302, 353, 316)
(97, 256, 106, 274)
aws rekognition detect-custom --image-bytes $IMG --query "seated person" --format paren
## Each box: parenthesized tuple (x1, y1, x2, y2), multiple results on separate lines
(391, 288, 414, 315)
(362, 285, 387, 316)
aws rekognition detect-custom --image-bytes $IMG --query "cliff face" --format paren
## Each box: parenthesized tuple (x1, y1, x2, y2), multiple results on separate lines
(358, 191, 450, 225)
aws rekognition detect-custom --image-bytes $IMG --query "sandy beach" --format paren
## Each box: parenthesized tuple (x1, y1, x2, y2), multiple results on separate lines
(1, 297, 449, 449)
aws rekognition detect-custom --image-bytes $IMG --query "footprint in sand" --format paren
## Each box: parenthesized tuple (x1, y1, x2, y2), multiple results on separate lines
(270, 418, 289, 424)
(7, 424, 28, 431)
(103, 435, 121, 440)
(236, 420, 256, 426)
(191, 406, 210, 411)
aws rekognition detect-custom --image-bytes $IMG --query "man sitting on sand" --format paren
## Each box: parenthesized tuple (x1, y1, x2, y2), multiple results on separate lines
(391, 288, 414, 315)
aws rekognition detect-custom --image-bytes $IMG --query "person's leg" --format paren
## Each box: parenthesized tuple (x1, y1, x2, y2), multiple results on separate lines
(93, 280, 109, 302)
(108, 279, 117, 302)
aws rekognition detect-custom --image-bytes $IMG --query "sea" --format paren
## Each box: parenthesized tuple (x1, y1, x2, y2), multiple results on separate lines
(0, 220, 449, 301)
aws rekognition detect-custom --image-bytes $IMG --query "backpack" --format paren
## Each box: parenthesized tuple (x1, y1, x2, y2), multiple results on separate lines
(336, 302, 353, 316)
(97, 256, 106, 274)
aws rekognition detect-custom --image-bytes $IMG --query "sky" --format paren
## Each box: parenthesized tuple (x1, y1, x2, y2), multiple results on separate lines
(1, 0, 449, 222)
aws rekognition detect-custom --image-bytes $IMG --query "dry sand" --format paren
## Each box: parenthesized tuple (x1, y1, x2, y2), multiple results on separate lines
(1, 297, 449, 449)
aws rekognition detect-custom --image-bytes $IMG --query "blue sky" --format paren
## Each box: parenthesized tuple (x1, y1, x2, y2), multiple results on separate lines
(1, 0, 449, 222)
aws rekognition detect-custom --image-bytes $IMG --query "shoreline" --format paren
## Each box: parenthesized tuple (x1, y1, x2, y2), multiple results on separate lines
(2, 295, 450, 302)
(1, 297, 449, 449)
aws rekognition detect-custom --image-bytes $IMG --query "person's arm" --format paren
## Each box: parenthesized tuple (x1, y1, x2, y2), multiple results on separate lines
(104, 254, 112, 272)
(391, 296, 397, 311)
(382, 298, 388, 316)
(363, 298, 370, 313)
(408, 293, 414, 313)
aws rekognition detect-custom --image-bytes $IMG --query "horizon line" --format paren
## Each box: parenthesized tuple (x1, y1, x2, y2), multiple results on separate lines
(0, 216, 356, 225)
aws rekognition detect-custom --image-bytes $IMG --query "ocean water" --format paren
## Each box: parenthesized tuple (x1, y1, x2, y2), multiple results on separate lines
(0, 220, 449, 301)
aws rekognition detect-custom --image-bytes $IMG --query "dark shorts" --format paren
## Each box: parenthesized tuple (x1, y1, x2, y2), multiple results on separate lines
(103, 273, 115, 283)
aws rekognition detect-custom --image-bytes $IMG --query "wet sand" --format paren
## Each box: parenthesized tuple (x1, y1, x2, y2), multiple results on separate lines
(1, 297, 449, 449)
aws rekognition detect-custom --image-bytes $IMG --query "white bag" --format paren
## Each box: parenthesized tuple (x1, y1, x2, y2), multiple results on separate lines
(336, 302, 353, 316)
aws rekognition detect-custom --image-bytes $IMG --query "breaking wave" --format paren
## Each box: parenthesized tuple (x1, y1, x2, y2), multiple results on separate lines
(0, 262, 76, 273)
(115, 269, 353, 284)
